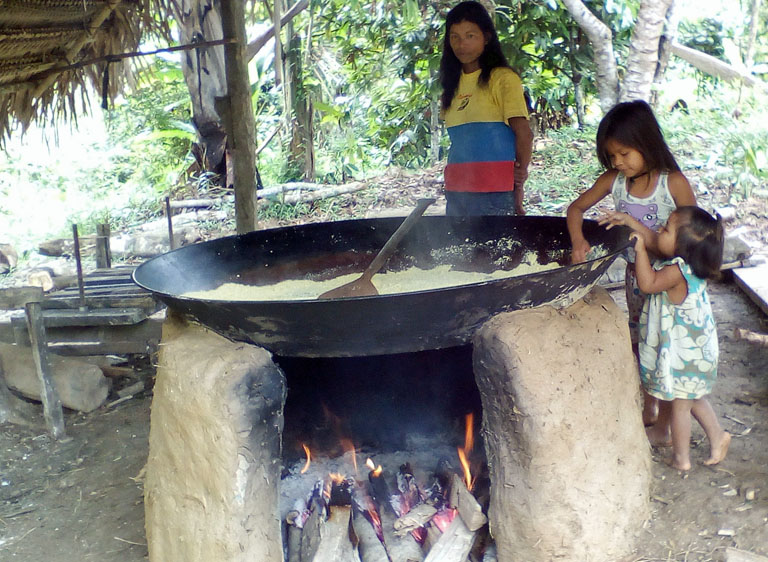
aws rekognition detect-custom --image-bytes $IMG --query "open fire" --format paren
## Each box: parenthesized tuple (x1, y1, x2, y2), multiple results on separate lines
(275, 346, 491, 561)
(282, 403, 492, 562)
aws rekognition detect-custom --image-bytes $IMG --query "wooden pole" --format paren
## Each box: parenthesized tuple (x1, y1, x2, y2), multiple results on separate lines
(220, 0, 259, 234)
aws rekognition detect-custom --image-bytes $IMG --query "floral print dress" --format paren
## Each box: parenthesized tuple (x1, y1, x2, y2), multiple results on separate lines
(638, 257, 719, 400)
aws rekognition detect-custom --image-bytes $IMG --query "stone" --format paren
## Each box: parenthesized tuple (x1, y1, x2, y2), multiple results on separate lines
(473, 287, 651, 562)
(0, 343, 109, 412)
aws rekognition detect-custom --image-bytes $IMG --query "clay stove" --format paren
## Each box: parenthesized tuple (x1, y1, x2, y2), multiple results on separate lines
(143, 288, 651, 562)
(136, 215, 650, 561)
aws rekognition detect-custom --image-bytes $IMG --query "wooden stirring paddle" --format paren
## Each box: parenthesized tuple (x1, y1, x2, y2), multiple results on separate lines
(318, 198, 436, 299)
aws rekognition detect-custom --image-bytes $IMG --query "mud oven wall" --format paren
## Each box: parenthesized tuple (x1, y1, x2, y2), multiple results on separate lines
(143, 287, 651, 562)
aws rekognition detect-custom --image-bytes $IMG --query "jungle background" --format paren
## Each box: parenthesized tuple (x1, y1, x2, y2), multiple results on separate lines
(0, 0, 767, 263)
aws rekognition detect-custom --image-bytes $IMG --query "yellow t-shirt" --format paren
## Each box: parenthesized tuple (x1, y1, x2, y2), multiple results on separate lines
(442, 67, 528, 192)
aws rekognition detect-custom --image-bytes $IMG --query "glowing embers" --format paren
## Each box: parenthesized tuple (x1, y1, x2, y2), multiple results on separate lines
(284, 436, 490, 562)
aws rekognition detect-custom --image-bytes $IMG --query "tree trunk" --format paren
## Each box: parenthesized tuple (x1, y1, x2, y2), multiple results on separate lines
(221, 0, 258, 233)
(652, 0, 682, 107)
(561, 0, 619, 112)
(744, 0, 762, 69)
(621, 0, 674, 102)
(176, 0, 228, 175)
(174, 0, 310, 180)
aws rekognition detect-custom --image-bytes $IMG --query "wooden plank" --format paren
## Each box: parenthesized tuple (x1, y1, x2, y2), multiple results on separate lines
(731, 263, 768, 317)
(10, 307, 149, 328)
(4, 318, 163, 355)
(0, 286, 44, 309)
(41, 295, 158, 311)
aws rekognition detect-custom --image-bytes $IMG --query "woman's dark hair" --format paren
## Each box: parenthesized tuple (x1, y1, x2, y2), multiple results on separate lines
(673, 206, 724, 280)
(439, 1, 509, 111)
(596, 100, 680, 174)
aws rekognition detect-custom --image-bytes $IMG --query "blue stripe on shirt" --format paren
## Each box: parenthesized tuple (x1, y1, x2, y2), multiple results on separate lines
(447, 121, 517, 164)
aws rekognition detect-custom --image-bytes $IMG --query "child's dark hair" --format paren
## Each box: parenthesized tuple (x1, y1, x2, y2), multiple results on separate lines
(674, 206, 724, 280)
(439, 1, 509, 111)
(596, 100, 681, 174)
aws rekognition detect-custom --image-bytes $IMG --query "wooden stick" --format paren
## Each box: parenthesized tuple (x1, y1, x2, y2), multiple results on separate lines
(734, 328, 768, 347)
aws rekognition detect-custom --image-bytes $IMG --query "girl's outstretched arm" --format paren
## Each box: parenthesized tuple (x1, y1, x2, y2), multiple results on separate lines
(631, 234, 687, 303)
(600, 211, 659, 250)
(567, 170, 616, 263)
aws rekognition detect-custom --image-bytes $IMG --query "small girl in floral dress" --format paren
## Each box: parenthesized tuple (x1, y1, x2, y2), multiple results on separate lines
(628, 206, 731, 471)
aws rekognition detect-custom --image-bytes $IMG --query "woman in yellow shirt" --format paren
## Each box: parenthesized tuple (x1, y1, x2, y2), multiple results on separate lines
(439, 1, 533, 216)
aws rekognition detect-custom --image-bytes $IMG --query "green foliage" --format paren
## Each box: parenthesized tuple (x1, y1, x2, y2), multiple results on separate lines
(104, 59, 194, 195)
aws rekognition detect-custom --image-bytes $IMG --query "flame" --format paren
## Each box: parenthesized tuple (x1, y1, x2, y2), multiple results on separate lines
(464, 412, 474, 451)
(300, 443, 311, 474)
(457, 412, 475, 491)
(366, 458, 383, 477)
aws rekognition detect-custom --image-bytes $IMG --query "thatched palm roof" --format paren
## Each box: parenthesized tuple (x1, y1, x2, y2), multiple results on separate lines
(0, 0, 172, 144)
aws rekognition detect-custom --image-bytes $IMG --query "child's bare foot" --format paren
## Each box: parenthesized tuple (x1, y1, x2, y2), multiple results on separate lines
(645, 425, 672, 447)
(664, 456, 691, 471)
(703, 431, 731, 466)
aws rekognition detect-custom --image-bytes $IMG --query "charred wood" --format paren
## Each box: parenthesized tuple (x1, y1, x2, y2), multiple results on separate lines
(368, 469, 424, 562)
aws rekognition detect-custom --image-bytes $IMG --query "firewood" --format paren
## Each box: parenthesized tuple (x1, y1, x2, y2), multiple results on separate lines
(369, 470, 424, 562)
(449, 474, 488, 532)
(393, 503, 437, 536)
(350, 503, 389, 562)
(734, 328, 768, 347)
(311, 506, 360, 562)
(300, 482, 329, 562)
(422, 515, 476, 562)
(285, 510, 303, 562)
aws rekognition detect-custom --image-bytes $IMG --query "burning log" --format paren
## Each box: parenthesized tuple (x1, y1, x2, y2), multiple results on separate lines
(448, 473, 487, 532)
(393, 503, 437, 537)
(422, 515, 477, 562)
(313, 506, 359, 562)
(368, 467, 425, 562)
(351, 500, 390, 562)
(300, 481, 329, 561)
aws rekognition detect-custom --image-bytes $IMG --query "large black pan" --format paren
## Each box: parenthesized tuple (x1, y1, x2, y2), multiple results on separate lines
(132, 215, 630, 357)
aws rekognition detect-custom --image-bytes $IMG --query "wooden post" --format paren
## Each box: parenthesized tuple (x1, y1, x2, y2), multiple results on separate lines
(165, 197, 175, 250)
(96, 223, 112, 269)
(220, 0, 259, 234)
(0, 287, 66, 439)
(72, 224, 86, 310)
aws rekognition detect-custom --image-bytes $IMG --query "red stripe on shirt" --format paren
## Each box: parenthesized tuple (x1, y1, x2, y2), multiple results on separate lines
(444, 161, 516, 192)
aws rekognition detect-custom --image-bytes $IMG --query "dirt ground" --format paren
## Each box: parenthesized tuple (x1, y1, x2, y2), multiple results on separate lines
(1, 171, 768, 561)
